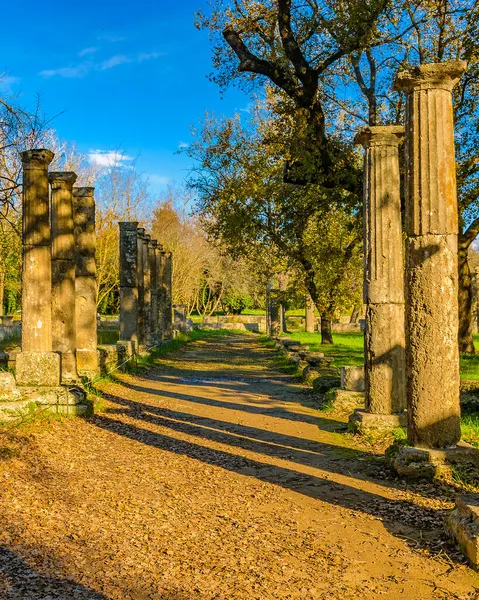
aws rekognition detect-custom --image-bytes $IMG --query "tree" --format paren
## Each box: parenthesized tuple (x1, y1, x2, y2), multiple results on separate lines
(185, 104, 362, 342)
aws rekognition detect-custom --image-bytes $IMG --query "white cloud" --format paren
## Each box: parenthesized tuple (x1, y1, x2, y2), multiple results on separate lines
(97, 34, 126, 42)
(178, 141, 189, 149)
(40, 65, 90, 78)
(137, 52, 163, 62)
(0, 76, 20, 92)
(40, 50, 162, 78)
(78, 47, 98, 57)
(99, 55, 131, 70)
(88, 150, 133, 168)
(149, 174, 170, 186)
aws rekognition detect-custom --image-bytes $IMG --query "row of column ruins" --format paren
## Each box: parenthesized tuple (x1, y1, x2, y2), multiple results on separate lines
(119, 222, 173, 351)
(17, 150, 97, 387)
(354, 60, 466, 450)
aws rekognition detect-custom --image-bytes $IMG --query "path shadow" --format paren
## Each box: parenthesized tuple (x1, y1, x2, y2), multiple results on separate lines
(0, 547, 106, 599)
(115, 378, 345, 428)
(92, 411, 457, 561)
(102, 392, 380, 476)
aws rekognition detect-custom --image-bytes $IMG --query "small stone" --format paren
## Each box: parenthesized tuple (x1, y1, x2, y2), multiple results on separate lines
(341, 366, 365, 392)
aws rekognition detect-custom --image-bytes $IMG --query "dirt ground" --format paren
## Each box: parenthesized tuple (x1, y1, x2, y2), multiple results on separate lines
(1, 334, 479, 599)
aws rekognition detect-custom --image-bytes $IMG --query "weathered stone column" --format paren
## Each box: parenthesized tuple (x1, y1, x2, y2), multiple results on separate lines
(164, 252, 173, 339)
(305, 295, 315, 333)
(50, 172, 78, 383)
(155, 244, 165, 339)
(119, 222, 139, 349)
(136, 227, 145, 345)
(142, 234, 152, 344)
(353, 126, 406, 425)
(17, 149, 60, 386)
(73, 187, 98, 378)
(149, 239, 159, 342)
(395, 61, 466, 448)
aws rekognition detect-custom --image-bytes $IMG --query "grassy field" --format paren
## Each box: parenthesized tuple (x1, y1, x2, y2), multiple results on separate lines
(283, 331, 479, 380)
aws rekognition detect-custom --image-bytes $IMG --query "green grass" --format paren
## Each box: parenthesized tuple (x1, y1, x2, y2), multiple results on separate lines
(282, 331, 365, 368)
(461, 415, 479, 448)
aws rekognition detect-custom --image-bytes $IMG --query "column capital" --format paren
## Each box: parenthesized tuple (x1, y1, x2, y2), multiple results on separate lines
(394, 61, 467, 94)
(137, 227, 145, 238)
(73, 187, 95, 198)
(20, 149, 54, 169)
(49, 171, 77, 189)
(119, 221, 139, 231)
(355, 125, 404, 148)
(150, 239, 158, 248)
(143, 234, 151, 242)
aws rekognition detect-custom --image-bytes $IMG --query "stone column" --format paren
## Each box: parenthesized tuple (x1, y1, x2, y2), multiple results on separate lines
(395, 61, 466, 448)
(136, 228, 145, 345)
(142, 234, 152, 344)
(17, 150, 60, 386)
(305, 295, 315, 333)
(155, 244, 165, 339)
(149, 239, 159, 342)
(164, 252, 173, 338)
(119, 222, 139, 349)
(354, 126, 406, 425)
(50, 172, 78, 383)
(73, 187, 98, 378)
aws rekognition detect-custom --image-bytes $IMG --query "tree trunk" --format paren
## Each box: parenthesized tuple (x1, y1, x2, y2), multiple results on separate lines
(458, 245, 476, 354)
(0, 270, 5, 317)
(320, 312, 333, 345)
(350, 304, 360, 324)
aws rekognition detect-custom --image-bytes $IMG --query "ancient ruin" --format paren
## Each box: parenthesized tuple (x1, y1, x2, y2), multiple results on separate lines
(118, 222, 173, 350)
(351, 126, 407, 430)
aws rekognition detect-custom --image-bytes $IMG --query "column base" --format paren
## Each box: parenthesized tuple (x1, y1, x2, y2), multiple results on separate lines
(388, 441, 479, 480)
(341, 366, 365, 392)
(446, 495, 479, 569)
(76, 349, 99, 379)
(348, 409, 407, 432)
(16, 352, 61, 387)
(117, 340, 137, 357)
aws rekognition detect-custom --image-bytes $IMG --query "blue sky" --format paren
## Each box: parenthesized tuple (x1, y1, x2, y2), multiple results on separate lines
(0, 0, 248, 196)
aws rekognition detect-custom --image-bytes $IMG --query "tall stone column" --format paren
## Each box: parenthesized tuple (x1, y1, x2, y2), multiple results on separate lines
(17, 149, 60, 386)
(50, 172, 78, 383)
(354, 126, 406, 424)
(305, 295, 315, 333)
(395, 61, 466, 448)
(142, 234, 152, 344)
(149, 240, 159, 342)
(73, 187, 98, 378)
(164, 252, 173, 338)
(136, 228, 145, 345)
(119, 222, 139, 349)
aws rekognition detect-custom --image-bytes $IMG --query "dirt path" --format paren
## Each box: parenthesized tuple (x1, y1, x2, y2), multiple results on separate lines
(1, 334, 479, 599)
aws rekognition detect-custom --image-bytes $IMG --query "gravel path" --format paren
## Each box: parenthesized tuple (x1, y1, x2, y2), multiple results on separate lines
(0, 334, 478, 599)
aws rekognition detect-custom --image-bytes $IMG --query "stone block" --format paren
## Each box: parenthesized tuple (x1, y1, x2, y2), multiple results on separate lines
(389, 441, 479, 480)
(76, 349, 99, 379)
(326, 390, 365, 413)
(349, 409, 406, 432)
(16, 351, 60, 387)
(446, 495, 479, 568)
(312, 376, 341, 395)
(116, 340, 136, 357)
(341, 365, 365, 392)
(0, 372, 21, 401)
(19, 385, 86, 406)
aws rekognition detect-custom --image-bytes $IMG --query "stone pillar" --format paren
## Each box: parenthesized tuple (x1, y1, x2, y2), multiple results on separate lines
(142, 234, 151, 344)
(136, 228, 145, 345)
(395, 61, 466, 448)
(119, 222, 139, 349)
(73, 187, 98, 378)
(305, 295, 315, 333)
(16, 150, 61, 387)
(149, 239, 158, 342)
(355, 126, 406, 421)
(164, 252, 173, 338)
(155, 244, 165, 339)
(50, 172, 78, 383)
